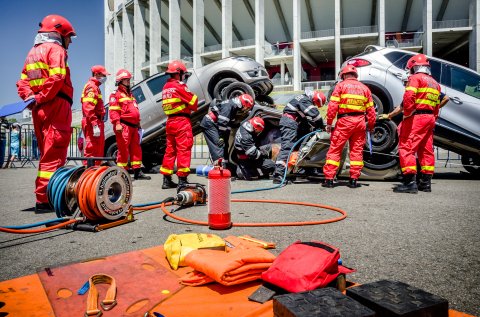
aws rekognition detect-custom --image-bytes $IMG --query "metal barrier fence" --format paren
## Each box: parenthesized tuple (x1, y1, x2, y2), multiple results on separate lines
(0, 123, 82, 168)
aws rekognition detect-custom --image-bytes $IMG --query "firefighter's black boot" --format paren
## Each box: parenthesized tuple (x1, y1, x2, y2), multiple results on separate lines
(322, 179, 334, 188)
(393, 174, 418, 194)
(418, 173, 432, 192)
(162, 175, 177, 189)
(348, 178, 360, 188)
(134, 169, 151, 180)
(177, 176, 189, 188)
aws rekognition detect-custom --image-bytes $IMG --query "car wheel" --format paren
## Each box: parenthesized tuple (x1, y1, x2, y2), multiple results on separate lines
(461, 154, 480, 177)
(368, 119, 397, 153)
(255, 95, 276, 108)
(213, 78, 239, 100)
(105, 142, 118, 167)
(221, 82, 255, 100)
(372, 93, 384, 115)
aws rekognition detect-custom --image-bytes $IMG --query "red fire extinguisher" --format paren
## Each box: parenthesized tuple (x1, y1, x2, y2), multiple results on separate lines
(207, 159, 231, 230)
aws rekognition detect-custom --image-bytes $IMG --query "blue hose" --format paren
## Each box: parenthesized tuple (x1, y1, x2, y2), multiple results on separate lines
(47, 166, 84, 218)
(2, 218, 69, 229)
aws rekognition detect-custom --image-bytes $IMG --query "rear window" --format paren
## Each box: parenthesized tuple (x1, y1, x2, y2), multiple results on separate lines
(384, 51, 414, 69)
(146, 75, 169, 97)
(132, 87, 146, 103)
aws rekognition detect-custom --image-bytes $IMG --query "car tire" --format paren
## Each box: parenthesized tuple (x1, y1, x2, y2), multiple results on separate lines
(255, 95, 275, 108)
(368, 119, 397, 153)
(221, 82, 255, 100)
(213, 78, 239, 100)
(105, 142, 118, 167)
(372, 93, 384, 115)
(461, 154, 480, 177)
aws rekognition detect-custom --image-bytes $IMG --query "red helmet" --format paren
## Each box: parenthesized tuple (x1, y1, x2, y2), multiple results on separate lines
(38, 15, 76, 38)
(115, 69, 132, 82)
(239, 94, 254, 109)
(166, 60, 187, 74)
(339, 65, 358, 79)
(312, 91, 326, 107)
(91, 65, 110, 76)
(249, 117, 265, 133)
(406, 54, 430, 70)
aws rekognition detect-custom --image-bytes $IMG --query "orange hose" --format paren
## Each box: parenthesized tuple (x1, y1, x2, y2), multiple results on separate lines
(153, 199, 347, 227)
(76, 166, 107, 220)
(0, 219, 78, 234)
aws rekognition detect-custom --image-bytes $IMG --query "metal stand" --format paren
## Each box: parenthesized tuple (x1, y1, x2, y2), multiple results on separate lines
(66, 156, 116, 168)
(67, 206, 135, 232)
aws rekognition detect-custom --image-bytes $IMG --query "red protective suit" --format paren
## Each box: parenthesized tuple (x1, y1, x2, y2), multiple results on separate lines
(160, 78, 198, 177)
(323, 78, 376, 180)
(400, 73, 440, 175)
(17, 41, 73, 204)
(108, 85, 142, 169)
(81, 78, 105, 165)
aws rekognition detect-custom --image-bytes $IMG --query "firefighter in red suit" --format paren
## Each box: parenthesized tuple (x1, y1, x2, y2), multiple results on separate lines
(322, 65, 376, 188)
(81, 65, 109, 166)
(109, 69, 151, 180)
(394, 54, 441, 194)
(16, 15, 76, 213)
(160, 60, 198, 189)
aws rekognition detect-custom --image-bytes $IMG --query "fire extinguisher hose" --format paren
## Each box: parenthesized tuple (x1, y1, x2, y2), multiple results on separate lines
(152, 199, 347, 227)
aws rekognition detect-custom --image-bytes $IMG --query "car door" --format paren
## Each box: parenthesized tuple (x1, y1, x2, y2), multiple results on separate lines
(138, 74, 170, 136)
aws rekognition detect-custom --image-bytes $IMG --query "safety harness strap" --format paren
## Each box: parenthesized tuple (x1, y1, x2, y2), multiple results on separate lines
(85, 274, 117, 316)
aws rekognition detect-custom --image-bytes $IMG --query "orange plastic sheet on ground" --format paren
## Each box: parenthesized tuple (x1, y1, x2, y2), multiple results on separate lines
(180, 247, 276, 286)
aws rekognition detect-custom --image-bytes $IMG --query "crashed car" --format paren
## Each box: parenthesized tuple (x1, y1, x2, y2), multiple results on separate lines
(102, 56, 273, 170)
(342, 45, 480, 177)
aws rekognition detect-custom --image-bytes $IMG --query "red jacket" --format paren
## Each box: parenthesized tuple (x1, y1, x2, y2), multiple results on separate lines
(16, 42, 73, 105)
(403, 73, 441, 117)
(327, 78, 376, 129)
(81, 78, 105, 127)
(108, 85, 140, 126)
(162, 78, 198, 116)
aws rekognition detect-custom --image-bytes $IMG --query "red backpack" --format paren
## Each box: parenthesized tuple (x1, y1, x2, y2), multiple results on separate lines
(261, 241, 354, 292)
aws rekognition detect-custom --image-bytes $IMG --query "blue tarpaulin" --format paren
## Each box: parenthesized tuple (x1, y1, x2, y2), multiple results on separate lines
(0, 99, 34, 117)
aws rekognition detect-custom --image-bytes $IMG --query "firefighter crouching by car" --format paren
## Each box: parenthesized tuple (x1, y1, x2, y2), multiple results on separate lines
(392, 54, 441, 194)
(234, 117, 275, 180)
(109, 69, 151, 180)
(200, 94, 254, 167)
(160, 60, 198, 189)
(322, 65, 376, 189)
(16, 15, 76, 213)
(272, 90, 326, 184)
(81, 65, 109, 165)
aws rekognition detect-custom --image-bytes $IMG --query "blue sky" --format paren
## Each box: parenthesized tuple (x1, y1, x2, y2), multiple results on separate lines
(0, 0, 104, 111)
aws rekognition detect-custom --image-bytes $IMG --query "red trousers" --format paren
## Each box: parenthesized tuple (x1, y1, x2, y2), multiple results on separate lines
(323, 116, 366, 179)
(400, 114, 435, 175)
(33, 98, 72, 204)
(81, 119, 105, 166)
(160, 116, 193, 177)
(115, 124, 142, 169)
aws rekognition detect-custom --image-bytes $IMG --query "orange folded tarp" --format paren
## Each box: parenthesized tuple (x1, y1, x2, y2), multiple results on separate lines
(180, 248, 276, 286)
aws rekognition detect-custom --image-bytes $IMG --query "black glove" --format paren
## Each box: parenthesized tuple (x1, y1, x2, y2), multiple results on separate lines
(260, 147, 270, 158)
(217, 138, 225, 147)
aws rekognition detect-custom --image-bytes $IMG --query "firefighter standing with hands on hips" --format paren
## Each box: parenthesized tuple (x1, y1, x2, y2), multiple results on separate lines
(272, 89, 326, 184)
(323, 65, 376, 188)
(160, 60, 198, 189)
(233, 116, 275, 180)
(17, 15, 76, 213)
(200, 94, 254, 167)
(392, 54, 441, 193)
(81, 65, 109, 165)
(109, 69, 151, 180)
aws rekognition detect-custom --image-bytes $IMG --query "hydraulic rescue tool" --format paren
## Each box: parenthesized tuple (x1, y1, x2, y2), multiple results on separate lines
(175, 183, 207, 206)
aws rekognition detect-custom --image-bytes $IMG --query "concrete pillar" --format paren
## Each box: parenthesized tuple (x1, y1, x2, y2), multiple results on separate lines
(150, 0, 162, 74)
(377, 0, 385, 47)
(222, 0, 232, 58)
(122, 3, 134, 74)
(114, 14, 124, 72)
(134, 0, 147, 83)
(105, 1, 115, 96)
(293, 0, 302, 91)
(422, 0, 432, 56)
(335, 0, 341, 76)
(470, 0, 480, 71)
(281, 61, 285, 85)
(255, 0, 265, 65)
(193, 0, 205, 68)
(169, 0, 181, 61)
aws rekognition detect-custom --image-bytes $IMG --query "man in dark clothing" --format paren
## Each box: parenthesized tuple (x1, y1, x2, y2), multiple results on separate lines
(233, 116, 275, 180)
(272, 90, 326, 184)
(200, 94, 254, 165)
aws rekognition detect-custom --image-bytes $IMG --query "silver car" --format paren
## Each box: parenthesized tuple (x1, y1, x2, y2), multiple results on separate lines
(103, 56, 273, 170)
(341, 45, 480, 177)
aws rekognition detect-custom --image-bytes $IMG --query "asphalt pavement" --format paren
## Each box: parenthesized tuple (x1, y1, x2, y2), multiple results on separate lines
(0, 165, 479, 316)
